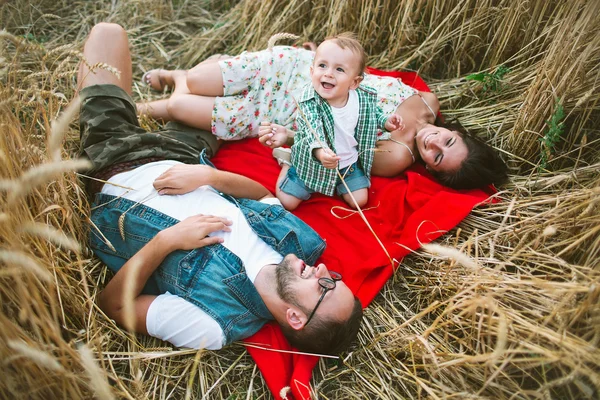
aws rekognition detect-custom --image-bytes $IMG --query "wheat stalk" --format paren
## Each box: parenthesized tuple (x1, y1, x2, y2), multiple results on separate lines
(48, 97, 81, 162)
(0, 250, 53, 282)
(78, 345, 116, 400)
(8, 159, 91, 203)
(20, 222, 81, 253)
(8, 340, 64, 372)
(267, 32, 300, 50)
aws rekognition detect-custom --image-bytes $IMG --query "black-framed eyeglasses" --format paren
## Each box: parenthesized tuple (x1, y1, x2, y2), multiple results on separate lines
(305, 271, 343, 326)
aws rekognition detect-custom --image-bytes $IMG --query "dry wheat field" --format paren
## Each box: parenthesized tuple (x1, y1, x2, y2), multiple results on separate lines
(1, 0, 599, 399)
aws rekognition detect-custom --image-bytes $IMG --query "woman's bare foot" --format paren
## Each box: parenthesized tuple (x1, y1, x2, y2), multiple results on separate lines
(137, 69, 189, 118)
(141, 69, 186, 91)
(142, 69, 168, 91)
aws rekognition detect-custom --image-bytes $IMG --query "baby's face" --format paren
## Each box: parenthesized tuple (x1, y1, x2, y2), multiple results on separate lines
(310, 41, 363, 108)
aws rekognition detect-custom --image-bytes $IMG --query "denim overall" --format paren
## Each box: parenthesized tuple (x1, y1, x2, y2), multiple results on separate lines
(89, 151, 326, 345)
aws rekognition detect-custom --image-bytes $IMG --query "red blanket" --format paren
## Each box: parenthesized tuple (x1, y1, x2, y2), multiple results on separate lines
(211, 70, 494, 400)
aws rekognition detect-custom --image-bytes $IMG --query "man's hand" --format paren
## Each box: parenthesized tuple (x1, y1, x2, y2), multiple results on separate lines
(153, 165, 215, 195)
(159, 215, 232, 252)
(315, 148, 340, 169)
(98, 213, 232, 334)
(384, 114, 405, 132)
(258, 121, 290, 148)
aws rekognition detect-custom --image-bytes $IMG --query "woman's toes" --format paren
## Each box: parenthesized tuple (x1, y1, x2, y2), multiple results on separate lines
(142, 69, 168, 91)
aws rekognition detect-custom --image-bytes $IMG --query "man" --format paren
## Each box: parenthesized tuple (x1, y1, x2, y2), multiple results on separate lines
(79, 23, 362, 355)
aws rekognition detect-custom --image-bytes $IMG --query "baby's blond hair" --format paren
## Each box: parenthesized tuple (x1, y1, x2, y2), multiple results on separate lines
(322, 32, 366, 76)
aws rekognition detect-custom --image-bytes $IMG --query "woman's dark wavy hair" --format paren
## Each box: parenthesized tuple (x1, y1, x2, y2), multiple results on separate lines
(430, 119, 508, 190)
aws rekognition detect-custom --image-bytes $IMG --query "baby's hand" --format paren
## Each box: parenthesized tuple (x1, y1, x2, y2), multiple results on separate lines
(315, 148, 340, 169)
(259, 121, 288, 148)
(385, 114, 404, 132)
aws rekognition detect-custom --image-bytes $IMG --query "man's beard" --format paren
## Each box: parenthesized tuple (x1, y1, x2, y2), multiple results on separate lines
(275, 256, 311, 316)
(275, 257, 297, 304)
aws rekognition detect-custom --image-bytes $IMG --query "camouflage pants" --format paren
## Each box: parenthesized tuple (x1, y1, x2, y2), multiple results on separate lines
(79, 84, 219, 178)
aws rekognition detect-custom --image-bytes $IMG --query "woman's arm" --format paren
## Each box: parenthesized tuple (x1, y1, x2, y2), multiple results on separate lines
(97, 215, 232, 333)
(152, 165, 272, 199)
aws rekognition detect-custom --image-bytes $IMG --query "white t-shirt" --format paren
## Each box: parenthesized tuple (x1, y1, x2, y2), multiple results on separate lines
(101, 160, 283, 349)
(331, 89, 360, 169)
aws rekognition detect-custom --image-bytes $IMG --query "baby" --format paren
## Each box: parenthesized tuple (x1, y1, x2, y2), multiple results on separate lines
(272, 33, 401, 210)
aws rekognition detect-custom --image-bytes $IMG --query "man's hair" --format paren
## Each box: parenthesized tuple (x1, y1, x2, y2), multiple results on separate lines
(430, 119, 509, 189)
(280, 296, 363, 355)
(322, 32, 366, 76)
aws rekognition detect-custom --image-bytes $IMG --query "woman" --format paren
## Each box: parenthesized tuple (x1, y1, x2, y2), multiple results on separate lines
(138, 45, 507, 190)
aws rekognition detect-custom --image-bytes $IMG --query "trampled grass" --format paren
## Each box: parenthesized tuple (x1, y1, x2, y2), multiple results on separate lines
(1, 0, 598, 398)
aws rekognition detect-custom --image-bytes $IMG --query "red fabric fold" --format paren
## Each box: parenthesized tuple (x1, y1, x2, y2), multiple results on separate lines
(211, 70, 493, 400)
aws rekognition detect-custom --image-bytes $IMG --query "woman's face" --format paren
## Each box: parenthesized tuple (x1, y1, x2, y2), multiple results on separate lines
(415, 124, 469, 173)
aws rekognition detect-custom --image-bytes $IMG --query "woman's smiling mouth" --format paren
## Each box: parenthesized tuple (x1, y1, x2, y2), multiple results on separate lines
(423, 132, 436, 148)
